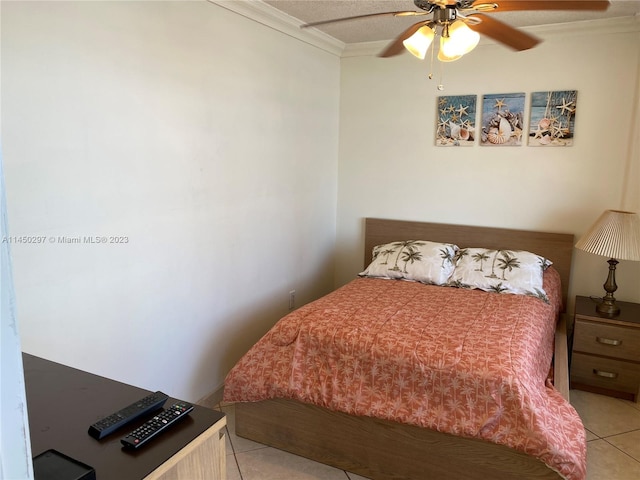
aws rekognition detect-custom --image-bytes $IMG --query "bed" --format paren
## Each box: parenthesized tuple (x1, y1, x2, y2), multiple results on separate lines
(224, 218, 583, 480)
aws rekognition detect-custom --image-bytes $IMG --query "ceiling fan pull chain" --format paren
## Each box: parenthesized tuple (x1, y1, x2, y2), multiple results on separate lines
(437, 57, 445, 91)
(427, 37, 435, 80)
(426, 39, 445, 90)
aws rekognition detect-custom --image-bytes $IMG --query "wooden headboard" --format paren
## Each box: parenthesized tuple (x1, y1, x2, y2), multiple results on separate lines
(364, 218, 574, 309)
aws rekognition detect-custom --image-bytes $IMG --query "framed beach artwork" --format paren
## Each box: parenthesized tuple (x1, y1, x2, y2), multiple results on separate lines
(436, 95, 477, 146)
(529, 90, 577, 146)
(480, 92, 525, 146)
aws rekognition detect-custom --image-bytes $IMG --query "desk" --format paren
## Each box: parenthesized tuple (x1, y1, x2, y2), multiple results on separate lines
(24, 353, 226, 480)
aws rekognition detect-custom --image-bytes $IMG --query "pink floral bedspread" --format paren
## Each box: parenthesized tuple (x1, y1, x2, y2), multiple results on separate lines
(224, 268, 586, 480)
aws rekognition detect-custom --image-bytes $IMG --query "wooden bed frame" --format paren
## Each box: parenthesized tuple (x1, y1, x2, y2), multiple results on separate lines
(234, 218, 575, 480)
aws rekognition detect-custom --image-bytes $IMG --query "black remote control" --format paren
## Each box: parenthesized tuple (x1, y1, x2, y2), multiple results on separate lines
(88, 391, 169, 440)
(120, 401, 194, 449)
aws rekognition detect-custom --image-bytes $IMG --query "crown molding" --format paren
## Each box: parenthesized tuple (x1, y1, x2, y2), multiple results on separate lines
(209, 0, 345, 57)
(528, 14, 640, 37)
(342, 15, 640, 58)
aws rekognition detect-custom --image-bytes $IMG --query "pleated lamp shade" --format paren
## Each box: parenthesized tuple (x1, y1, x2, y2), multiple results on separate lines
(575, 210, 640, 261)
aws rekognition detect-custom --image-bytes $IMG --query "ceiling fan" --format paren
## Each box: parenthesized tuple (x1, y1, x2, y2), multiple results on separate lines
(302, 1, 610, 61)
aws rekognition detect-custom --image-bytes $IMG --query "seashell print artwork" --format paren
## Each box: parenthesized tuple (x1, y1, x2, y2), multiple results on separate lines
(435, 91, 577, 148)
(436, 95, 477, 147)
(449, 122, 461, 140)
(487, 117, 512, 144)
(528, 90, 577, 147)
(480, 93, 525, 146)
(538, 118, 551, 130)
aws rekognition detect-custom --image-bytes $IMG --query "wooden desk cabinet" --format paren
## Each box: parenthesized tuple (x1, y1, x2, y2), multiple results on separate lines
(24, 354, 226, 480)
(144, 421, 225, 480)
(570, 296, 640, 401)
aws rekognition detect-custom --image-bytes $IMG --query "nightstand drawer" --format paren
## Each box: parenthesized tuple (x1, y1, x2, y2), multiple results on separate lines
(571, 353, 640, 394)
(573, 320, 640, 362)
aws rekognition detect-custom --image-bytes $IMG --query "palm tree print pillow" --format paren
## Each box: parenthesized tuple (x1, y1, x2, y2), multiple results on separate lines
(448, 248, 552, 302)
(359, 240, 458, 285)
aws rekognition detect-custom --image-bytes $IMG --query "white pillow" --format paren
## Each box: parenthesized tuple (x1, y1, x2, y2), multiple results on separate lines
(359, 240, 458, 285)
(448, 247, 552, 300)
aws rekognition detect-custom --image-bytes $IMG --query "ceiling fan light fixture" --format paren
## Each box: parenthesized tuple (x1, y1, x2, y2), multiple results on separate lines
(437, 37, 462, 62)
(440, 20, 480, 58)
(402, 25, 435, 59)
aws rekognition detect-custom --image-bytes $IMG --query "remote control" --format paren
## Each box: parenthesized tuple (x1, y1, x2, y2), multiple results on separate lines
(121, 401, 194, 449)
(88, 391, 169, 440)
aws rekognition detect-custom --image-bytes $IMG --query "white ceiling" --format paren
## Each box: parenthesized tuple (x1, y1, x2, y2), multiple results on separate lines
(264, 0, 640, 44)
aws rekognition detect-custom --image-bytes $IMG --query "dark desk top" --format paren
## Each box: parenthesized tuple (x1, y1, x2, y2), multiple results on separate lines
(24, 353, 225, 480)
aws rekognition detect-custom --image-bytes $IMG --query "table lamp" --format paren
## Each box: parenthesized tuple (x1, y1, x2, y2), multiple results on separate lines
(575, 209, 640, 316)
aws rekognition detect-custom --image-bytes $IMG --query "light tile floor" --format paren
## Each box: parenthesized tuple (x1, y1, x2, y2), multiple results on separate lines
(217, 390, 640, 480)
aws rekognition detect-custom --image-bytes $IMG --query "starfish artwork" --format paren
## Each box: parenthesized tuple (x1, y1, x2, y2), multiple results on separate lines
(435, 95, 477, 147)
(528, 90, 578, 146)
(480, 93, 525, 146)
(494, 98, 507, 112)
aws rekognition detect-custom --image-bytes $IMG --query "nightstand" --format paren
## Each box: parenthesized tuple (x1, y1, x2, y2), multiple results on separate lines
(570, 295, 640, 401)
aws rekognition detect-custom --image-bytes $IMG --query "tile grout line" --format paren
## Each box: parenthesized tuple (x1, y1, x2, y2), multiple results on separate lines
(226, 425, 245, 480)
(584, 420, 640, 465)
(215, 402, 244, 480)
(600, 436, 640, 465)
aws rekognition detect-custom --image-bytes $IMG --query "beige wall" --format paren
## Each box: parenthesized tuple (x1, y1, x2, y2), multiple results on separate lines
(2, 2, 640, 405)
(335, 18, 640, 310)
(2, 1, 340, 401)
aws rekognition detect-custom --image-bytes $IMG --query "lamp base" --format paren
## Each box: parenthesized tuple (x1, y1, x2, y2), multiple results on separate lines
(596, 258, 620, 317)
(596, 299, 620, 317)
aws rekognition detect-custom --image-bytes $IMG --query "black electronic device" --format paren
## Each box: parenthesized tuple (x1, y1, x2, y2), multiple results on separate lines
(33, 449, 95, 480)
(121, 401, 194, 450)
(88, 390, 169, 440)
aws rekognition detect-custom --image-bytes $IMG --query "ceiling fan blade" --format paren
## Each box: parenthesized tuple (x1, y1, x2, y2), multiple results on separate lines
(467, 13, 541, 51)
(301, 11, 425, 29)
(476, 1, 610, 12)
(378, 20, 432, 58)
